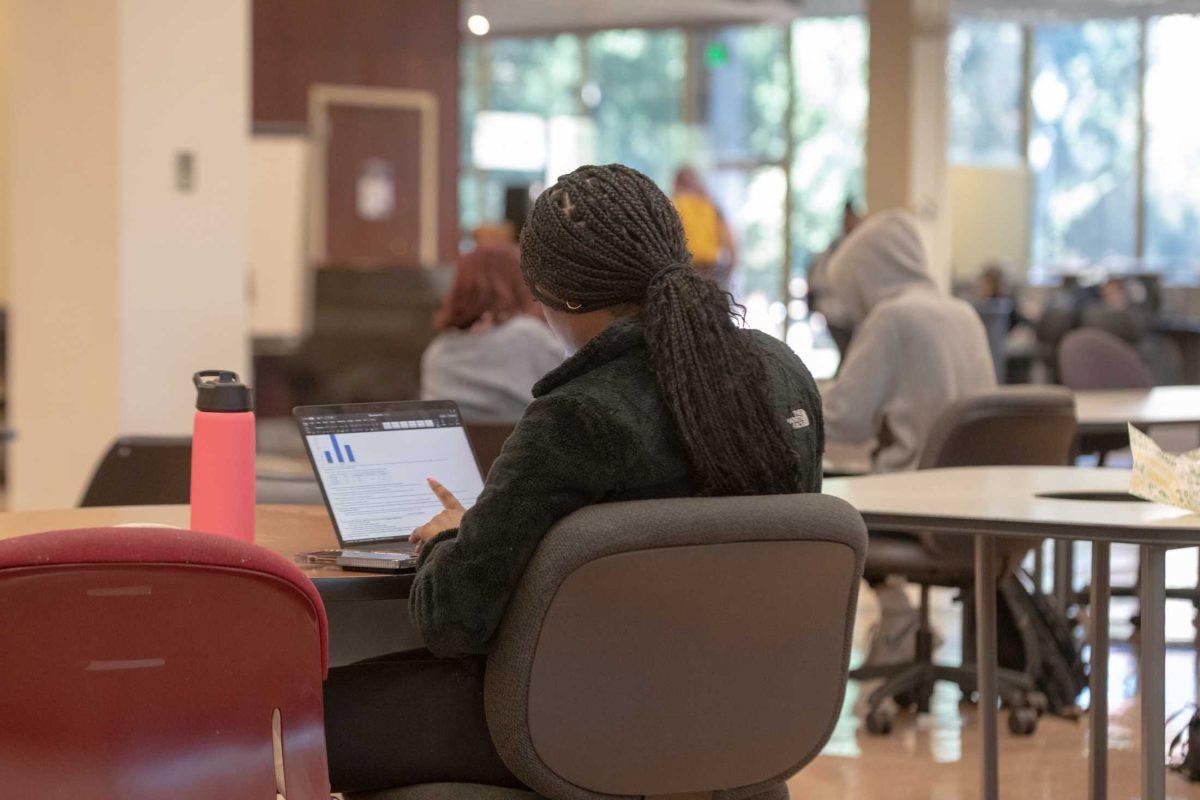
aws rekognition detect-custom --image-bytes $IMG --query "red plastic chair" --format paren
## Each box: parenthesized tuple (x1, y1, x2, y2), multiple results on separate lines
(0, 526, 330, 799)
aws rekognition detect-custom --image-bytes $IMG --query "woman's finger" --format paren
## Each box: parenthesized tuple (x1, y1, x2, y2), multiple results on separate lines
(427, 478, 464, 510)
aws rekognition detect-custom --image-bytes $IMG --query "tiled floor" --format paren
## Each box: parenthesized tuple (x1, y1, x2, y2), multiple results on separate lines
(791, 562, 1200, 800)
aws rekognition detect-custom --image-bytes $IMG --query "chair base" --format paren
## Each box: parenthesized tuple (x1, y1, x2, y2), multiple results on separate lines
(852, 586, 1039, 736)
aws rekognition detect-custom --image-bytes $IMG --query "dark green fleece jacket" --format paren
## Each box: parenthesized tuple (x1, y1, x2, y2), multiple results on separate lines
(409, 316, 824, 657)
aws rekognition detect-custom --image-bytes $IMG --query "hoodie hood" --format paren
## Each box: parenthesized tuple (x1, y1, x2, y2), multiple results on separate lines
(826, 209, 934, 326)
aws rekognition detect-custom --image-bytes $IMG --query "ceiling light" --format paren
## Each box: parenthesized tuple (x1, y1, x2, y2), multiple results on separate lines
(467, 14, 490, 36)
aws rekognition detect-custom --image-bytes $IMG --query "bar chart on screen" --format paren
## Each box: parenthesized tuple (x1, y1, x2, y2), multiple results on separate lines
(322, 434, 357, 464)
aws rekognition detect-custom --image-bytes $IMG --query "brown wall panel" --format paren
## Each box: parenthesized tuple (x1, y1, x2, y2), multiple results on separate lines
(253, 0, 460, 263)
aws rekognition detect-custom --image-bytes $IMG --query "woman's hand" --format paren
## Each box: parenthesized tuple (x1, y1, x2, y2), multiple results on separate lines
(409, 478, 466, 552)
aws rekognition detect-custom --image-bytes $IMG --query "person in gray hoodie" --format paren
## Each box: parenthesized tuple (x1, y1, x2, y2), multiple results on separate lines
(822, 209, 995, 666)
(823, 209, 996, 472)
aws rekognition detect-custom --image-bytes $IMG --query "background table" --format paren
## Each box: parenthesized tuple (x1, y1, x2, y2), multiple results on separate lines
(824, 466, 1200, 800)
(1066, 385, 1200, 609)
(0, 504, 419, 662)
(1075, 385, 1200, 437)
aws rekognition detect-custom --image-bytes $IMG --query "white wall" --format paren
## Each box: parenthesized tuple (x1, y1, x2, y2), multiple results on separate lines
(8, 0, 249, 509)
(117, 0, 250, 434)
(250, 135, 308, 339)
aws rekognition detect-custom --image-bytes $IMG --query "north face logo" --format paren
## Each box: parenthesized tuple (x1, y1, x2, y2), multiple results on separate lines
(787, 409, 810, 429)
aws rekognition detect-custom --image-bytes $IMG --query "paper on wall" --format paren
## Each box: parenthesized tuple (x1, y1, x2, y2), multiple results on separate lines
(1128, 423, 1200, 513)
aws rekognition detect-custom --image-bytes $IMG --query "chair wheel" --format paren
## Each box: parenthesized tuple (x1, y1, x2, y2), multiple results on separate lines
(1026, 691, 1049, 717)
(1008, 707, 1037, 736)
(865, 707, 894, 735)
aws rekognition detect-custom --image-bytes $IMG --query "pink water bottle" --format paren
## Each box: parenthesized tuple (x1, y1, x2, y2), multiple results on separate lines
(190, 370, 256, 542)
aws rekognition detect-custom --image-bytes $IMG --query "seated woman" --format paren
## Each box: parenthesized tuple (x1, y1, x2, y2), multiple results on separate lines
(324, 164, 824, 794)
(421, 243, 565, 424)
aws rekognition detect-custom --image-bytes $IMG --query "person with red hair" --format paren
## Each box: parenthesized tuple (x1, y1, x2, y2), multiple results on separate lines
(420, 244, 564, 423)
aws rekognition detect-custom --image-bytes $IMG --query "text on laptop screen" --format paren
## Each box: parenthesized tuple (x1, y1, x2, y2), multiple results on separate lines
(300, 407, 485, 543)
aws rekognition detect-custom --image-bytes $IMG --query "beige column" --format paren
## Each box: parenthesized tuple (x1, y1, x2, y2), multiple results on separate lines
(0, 0, 11, 307)
(6, 0, 249, 510)
(865, 0, 953, 287)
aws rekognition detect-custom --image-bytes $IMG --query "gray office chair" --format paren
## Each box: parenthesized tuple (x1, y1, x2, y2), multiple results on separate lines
(1059, 327, 1154, 463)
(348, 494, 868, 800)
(852, 386, 1078, 736)
(1058, 327, 1154, 391)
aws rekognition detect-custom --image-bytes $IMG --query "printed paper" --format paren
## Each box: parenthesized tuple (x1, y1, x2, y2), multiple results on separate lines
(1128, 423, 1200, 513)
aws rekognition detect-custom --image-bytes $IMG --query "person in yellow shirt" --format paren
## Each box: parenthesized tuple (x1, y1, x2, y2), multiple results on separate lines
(672, 166, 737, 288)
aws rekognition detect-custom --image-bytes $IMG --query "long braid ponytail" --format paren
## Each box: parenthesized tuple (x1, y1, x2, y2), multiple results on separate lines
(520, 164, 803, 496)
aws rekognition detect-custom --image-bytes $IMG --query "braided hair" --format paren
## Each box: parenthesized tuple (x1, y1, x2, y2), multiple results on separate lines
(520, 164, 803, 496)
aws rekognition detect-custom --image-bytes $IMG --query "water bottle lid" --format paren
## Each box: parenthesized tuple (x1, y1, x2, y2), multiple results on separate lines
(193, 370, 254, 412)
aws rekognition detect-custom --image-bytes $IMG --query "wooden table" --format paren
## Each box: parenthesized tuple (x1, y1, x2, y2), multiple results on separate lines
(824, 466, 1200, 800)
(0, 504, 411, 603)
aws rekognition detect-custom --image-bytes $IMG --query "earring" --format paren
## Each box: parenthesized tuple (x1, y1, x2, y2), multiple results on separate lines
(566, 301, 583, 311)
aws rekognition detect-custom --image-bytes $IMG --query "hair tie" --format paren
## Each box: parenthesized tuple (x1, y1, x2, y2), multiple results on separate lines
(648, 263, 689, 288)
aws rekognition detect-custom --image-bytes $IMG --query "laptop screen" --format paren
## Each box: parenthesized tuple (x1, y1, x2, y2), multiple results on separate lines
(295, 402, 486, 544)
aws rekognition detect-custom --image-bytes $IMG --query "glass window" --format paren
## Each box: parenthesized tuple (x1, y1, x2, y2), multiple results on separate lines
(1143, 14, 1200, 282)
(485, 35, 582, 116)
(710, 166, 788, 338)
(585, 29, 687, 187)
(1029, 21, 1140, 274)
(789, 17, 868, 377)
(947, 19, 1025, 165)
(460, 35, 584, 236)
(790, 18, 868, 269)
(697, 26, 790, 337)
(459, 43, 483, 235)
(703, 26, 789, 164)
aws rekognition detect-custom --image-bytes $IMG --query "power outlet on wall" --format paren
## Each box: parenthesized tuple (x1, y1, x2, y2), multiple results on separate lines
(175, 150, 196, 193)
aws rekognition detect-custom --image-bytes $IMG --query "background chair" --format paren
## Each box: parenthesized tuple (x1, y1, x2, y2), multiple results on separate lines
(465, 423, 517, 478)
(852, 386, 1078, 736)
(1058, 327, 1154, 392)
(0, 526, 330, 799)
(1058, 327, 1154, 464)
(349, 493, 867, 800)
(80, 435, 193, 506)
(81, 435, 323, 507)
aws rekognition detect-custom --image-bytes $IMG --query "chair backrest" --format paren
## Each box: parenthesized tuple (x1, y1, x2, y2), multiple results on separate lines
(0, 527, 330, 799)
(484, 494, 867, 800)
(1058, 327, 1154, 391)
(466, 423, 517, 478)
(80, 436, 192, 507)
(919, 385, 1078, 470)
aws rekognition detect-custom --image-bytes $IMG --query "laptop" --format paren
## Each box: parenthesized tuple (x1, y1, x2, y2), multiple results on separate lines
(294, 400, 486, 572)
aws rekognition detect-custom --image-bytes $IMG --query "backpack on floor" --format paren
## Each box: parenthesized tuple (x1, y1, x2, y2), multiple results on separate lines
(966, 568, 1088, 717)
